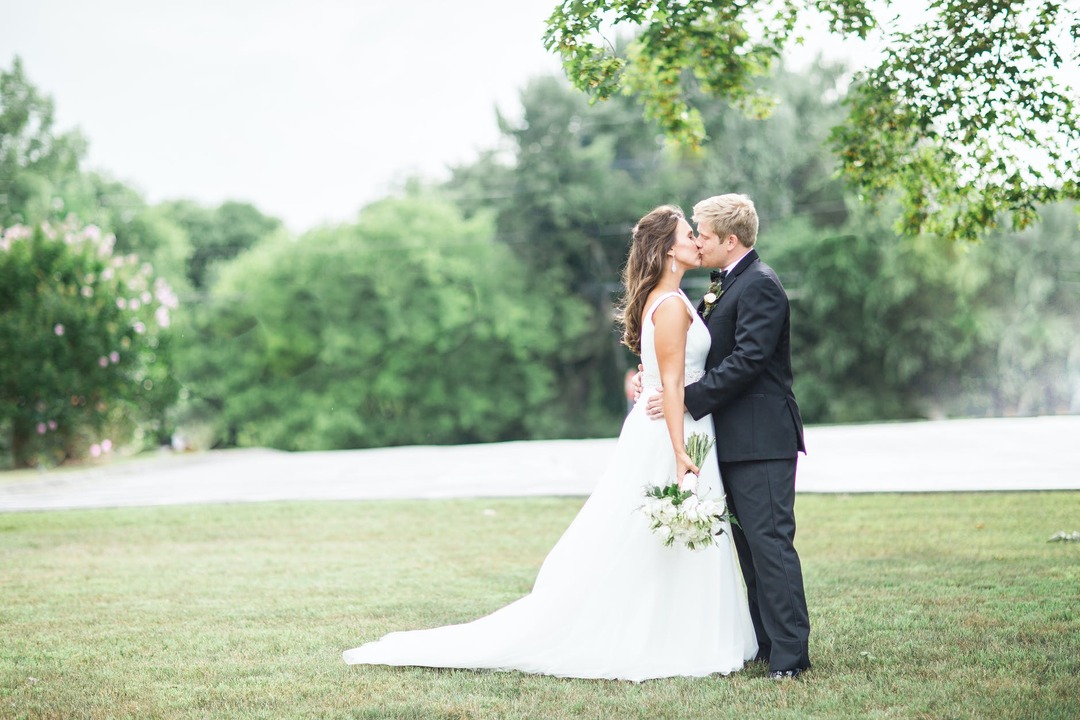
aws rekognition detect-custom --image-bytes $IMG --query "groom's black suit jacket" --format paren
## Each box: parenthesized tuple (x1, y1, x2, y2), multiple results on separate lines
(684, 249, 805, 462)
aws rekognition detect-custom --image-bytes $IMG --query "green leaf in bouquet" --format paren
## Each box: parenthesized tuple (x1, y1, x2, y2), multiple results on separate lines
(643, 482, 694, 507)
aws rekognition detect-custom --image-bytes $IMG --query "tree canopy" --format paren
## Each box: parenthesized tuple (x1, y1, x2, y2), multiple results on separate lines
(3, 54, 1077, 464)
(0, 57, 87, 227)
(174, 193, 588, 450)
(544, 0, 1080, 241)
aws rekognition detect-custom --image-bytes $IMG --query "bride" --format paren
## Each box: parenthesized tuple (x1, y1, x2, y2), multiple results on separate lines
(343, 205, 757, 681)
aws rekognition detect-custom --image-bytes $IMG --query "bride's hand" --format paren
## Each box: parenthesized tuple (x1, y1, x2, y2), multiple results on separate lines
(676, 452, 700, 489)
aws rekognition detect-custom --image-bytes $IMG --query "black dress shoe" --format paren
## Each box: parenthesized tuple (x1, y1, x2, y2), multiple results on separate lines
(769, 668, 805, 680)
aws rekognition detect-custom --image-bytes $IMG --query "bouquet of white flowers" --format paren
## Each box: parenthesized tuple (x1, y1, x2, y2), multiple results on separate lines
(640, 433, 736, 551)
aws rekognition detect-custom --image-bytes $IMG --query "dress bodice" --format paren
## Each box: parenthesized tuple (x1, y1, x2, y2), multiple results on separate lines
(639, 291, 709, 390)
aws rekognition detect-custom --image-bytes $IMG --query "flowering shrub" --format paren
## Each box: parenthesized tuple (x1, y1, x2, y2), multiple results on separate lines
(0, 220, 179, 466)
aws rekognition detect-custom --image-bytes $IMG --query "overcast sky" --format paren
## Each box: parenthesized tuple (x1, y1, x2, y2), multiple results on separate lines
(1, 1, 901, 232)
(1, 0, 573, 230)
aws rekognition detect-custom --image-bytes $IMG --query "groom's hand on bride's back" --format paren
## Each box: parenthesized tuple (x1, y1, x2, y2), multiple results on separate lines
(630, 364, 665, 419)
(646, 389, 664, 420)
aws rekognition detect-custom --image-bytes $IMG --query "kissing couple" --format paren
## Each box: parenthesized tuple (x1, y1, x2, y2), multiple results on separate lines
(344, 193, 811, 682)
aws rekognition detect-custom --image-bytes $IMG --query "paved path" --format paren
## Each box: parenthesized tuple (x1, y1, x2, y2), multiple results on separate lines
(1, 415, 1077, 512)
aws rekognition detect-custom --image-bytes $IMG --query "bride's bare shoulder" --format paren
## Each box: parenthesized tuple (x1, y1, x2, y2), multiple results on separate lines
(647, 290, 692, 329)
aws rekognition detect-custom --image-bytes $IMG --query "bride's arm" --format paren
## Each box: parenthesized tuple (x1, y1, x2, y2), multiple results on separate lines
(651, 298, 698, 485)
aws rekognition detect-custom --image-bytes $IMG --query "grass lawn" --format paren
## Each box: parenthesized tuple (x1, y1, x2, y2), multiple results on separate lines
(1, 492, 1077, 719)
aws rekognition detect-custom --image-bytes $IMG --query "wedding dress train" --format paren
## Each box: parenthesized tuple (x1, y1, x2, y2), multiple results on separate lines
(343, 291, 757, 680)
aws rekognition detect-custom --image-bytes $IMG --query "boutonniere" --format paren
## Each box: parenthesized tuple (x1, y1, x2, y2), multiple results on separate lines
(701, 281, 723, 318)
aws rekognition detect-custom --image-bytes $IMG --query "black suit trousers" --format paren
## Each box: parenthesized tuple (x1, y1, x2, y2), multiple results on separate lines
(721, 457, 811, 672)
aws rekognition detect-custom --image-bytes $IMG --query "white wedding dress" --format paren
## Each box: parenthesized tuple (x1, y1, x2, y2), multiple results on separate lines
(343, 291, 757, 681)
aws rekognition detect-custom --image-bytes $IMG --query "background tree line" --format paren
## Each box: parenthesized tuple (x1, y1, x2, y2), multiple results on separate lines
(2, 55, 1078, 467)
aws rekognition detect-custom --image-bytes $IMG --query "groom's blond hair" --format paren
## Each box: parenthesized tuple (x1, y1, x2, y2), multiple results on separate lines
(693, 194, 758, 248)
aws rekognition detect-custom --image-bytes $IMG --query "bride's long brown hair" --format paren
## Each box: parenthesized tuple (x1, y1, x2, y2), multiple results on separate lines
(617, 205, 685, 354)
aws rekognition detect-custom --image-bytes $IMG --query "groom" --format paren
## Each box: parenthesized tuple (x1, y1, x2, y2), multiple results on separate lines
(646, 193, 810, 679)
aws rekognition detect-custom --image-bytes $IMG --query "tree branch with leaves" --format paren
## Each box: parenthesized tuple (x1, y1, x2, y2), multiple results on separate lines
(544, 0, 1080, 241)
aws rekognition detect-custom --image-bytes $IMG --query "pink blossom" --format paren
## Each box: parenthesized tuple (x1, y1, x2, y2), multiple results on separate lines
(36, 423, 47, 435)
(99, 356, 109, 368)
(129, 298, 141, 311)
(116, 298, 127, 310)
(48, 420, 57, 430)
(9, 226, 31, 240)
(102, 268, 114, 281)
(110, 351, 120, 363)
(81, 286, 93, 298)
(141, 291, 152, 304)
(90, 444, 102, 458)
(155, 283, 179, 310)
(155, 306, 171, 329)
(133, 321, 146, 334)
(54, 324, 65, 336)
(101, 439, 112, 453)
